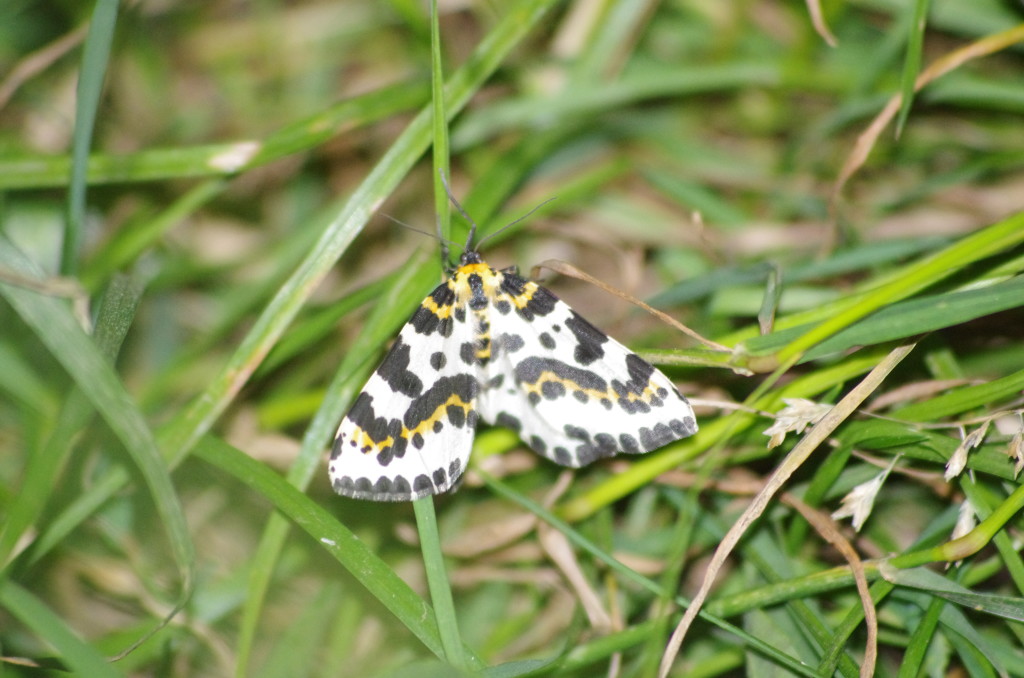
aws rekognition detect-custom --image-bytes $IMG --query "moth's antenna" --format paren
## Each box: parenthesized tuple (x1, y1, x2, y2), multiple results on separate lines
(439, 169, 478, 253)
(474, 196, 556, 251)
(382, 213, 462, 265)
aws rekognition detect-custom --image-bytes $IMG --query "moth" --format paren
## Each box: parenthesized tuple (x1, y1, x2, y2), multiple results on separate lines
(329, 189, 697, 500)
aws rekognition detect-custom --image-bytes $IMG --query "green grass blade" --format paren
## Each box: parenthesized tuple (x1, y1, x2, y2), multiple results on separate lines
(414, 497, 470, 670)
(895, 0, 930, 137)
(413, 1, 466, 669)
(1, 81, 429, 191)
(0, 580, 124, 678)
(62, 0, 118, 275)
(885, 567, 1024, 622)
(192, 434, 472, 664)
(773, 211, 1024, 365)
(430, 0, 452, 247)
(0, 274, 141, 568)
(483, 473, 820, 678)
(0, 241, 195, 602)
(560, 350, 889, 521)
(744, 275, 1024, 360)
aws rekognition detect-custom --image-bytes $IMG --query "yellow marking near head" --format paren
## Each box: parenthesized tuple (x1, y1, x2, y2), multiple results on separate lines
(421, 288, 456, 318)
(455, 262, 493, 277)
(450, 262, 503, 304)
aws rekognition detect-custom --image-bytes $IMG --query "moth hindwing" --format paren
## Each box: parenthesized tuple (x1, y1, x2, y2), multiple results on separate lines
(329, 250, 698, 501)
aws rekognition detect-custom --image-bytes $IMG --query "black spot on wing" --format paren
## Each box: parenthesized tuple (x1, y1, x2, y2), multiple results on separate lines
(495, 411, 522, 433)
(565, 311, 609, 366)
(671, 416, 698, 437)
(430, 352, 447, 370)
(390, 476, 412, 496)
(514, 356, 608, 393)
(599, 354, 671, 413)
(521, 286, 558, 321)
(553, 447, 572, 465)
(494, 333, 524, 359)
(376, 337, 423, 397)
(639, 423, 676, 451)
(541, 380, 566, 400)
(499, 271, 529, 296)
(619, 433, 640, 453)
(539, 332, 556, 350)
(447, 402, 468, 427)
(562, 425, 618, 466)
(432, 467, 447, 487)
(459, 341, 476, 366)
(620, 353, 657, 394)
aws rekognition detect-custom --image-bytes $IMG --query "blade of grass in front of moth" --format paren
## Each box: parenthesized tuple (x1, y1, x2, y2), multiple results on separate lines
(414, 497, 471, 671)
(410, 4, 469, 670)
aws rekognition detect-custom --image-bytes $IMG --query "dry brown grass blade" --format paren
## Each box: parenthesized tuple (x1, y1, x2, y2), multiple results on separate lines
(832, 24, 1024, 209)
(0, 24, 88, 110)
(783, 494, 877, 678)
(0, 268, 92, 331)
(805, 0, 838, 47)
(532, 259, 730, 352)
(657, 342, 917, 678)
(655, 468, 877, 675)
(538, 472, 614, 631)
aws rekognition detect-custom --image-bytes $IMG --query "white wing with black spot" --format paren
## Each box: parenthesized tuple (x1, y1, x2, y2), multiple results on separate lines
(328, 280, 481, 501)
(476, 271, 697, 468)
